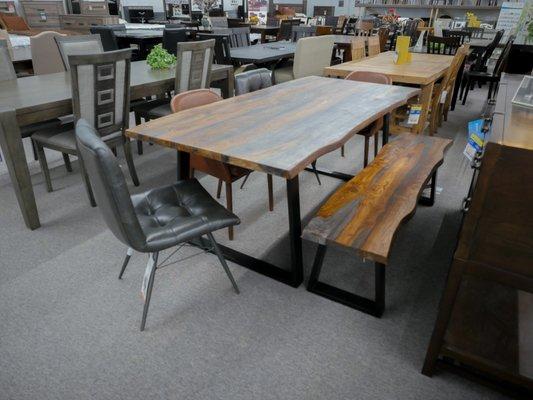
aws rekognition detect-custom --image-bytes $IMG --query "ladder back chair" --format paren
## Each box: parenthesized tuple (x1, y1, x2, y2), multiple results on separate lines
(426, 35, 460, 55)
(32, 49, 140, 205)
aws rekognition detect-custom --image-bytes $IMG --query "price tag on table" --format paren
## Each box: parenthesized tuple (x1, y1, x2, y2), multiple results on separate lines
(407, 105, 422, 125)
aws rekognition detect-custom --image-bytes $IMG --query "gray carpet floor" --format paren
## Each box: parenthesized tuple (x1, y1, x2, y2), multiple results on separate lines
(0, 87, 509, 400)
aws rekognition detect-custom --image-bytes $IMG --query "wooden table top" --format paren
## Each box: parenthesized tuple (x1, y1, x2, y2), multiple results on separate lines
(324, 51, 453, 85)
(0, 61, 232, 125)
(303, 133, 452, 264)
(126, 76, 419, 179)
(491, 74, 533, 151)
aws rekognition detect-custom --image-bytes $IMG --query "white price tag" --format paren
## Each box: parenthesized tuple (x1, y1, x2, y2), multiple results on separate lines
(440, 90, 448, 104)
(141, 254, 156, 301)
(407, 105, 422, 125)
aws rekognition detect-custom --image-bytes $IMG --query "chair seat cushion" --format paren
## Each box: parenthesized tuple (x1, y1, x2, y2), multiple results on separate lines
(273, 66, 294, 84)
(20, 119, 71, 138)
(33, 125, 122, 152)
(131, 179, 240, 252)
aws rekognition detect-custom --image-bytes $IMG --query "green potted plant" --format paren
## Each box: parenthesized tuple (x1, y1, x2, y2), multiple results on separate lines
(146, 44, 176, 69)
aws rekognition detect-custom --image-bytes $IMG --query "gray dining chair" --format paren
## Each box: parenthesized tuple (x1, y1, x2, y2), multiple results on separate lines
(75, 119, 240, 331)
(132, 39, 215, 124)
(213, 27, 250, 47)
(30, 31, 66, 75)
(291, 26, 316, 42)
(55, 34, 104, 70)
(32, 49, 139, 205)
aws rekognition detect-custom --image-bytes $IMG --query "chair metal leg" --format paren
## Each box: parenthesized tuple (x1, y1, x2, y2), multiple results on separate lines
(239, 173, 250, 189)
(311, 161, 321, 185)
(35, 144, 53, 192)
(118, 247, 133, 279)
(267, 174, 274, 211)
(207, 232, 240, 294)
(140, 252, 158, 331)
(78, 153, 97, 207)
(62, 153, 72, 172)
(122, 139, 140, 187)
(462, 77, 471, 105)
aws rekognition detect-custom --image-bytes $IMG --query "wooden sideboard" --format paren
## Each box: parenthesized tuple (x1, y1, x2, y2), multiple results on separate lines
(59, 13, 118, 32)
(79, 0, 109, 15)
(422, 74, 533, 396)
(20, 0, 65, 29)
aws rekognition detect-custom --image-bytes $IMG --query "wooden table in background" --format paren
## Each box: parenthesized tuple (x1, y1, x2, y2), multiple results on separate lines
(126, 76, 419, 288)
(229, 41, 296, 65)
(250, 25, 279, 43)
(0, 61, 234, 230)
(324, 51, 453, 134)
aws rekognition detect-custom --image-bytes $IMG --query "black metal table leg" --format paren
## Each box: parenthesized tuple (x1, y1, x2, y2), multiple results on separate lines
(286, 175, 304, 286)
(176, 150, 190, 181)
(382, 112, 390, 146)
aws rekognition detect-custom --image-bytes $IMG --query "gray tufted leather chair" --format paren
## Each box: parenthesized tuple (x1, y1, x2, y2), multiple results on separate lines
(234, 68, 272, 96)
(75, 119, 241, 331)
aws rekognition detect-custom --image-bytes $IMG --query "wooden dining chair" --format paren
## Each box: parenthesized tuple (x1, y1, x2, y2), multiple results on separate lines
(351, 37, 366, 61)
(277, 19, 300, 41)
(32, 49, 140, 205)
(344, 71, 392, 167)
(30, 31, 66, 75)
(213, 27, 250, 47)
(132, 39, 215, 154)
(466, 26, 484, 39)
(170, 88, 274, 240)
(442, 29, 471, 45)
(291, 26, 316, 41)
(367, 36, 380, 56)
(426, 35, 460, 55)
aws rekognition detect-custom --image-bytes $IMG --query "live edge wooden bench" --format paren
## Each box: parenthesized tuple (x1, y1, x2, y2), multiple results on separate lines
(302, 133, 452, 317)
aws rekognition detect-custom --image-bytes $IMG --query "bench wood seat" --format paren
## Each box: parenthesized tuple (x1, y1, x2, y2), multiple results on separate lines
(303, 133, 452, 316)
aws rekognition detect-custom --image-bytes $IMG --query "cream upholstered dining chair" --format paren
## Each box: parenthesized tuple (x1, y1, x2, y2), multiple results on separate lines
(30, 31, 66, 75)
(32, 49, 139, 205)
(367, 36, 381, 56)
(55, 34, 104, 70)
(345, 71, 392, 167)
(273, 35, 334, 84)
(351, 37, 366, 61)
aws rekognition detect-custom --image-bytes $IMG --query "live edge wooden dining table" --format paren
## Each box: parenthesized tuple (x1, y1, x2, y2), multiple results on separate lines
(324, 51, 453, 135)
(0, 61, 234, 231)
(126, 76, 419, 287)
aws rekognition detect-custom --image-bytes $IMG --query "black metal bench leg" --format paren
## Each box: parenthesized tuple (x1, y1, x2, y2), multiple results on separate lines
(419, 170, 437, 206)
(307, 245, 386, 318)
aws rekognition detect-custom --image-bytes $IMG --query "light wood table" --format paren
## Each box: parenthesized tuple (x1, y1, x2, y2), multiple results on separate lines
(0, 61, 234, 230)
(126, 76, 419, 288)
(324, 51, 453, 134)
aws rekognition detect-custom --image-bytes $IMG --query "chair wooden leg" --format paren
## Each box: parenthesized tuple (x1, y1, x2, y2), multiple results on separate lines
(216, 179, 223, 199)
(340, 144, 345, 157)
(78, 152, 97, 207)
(363, 136, 369, 167)
(122, 139, 140, 187)
(373, 133, 378, 157)
(267, 174, 273, 212)
(62, 153, 72, 172)
(225, 182, 234, 240)
(31, 139, 38, 161)
(35, 144, 53, 192)
(462, 77, 471, 105)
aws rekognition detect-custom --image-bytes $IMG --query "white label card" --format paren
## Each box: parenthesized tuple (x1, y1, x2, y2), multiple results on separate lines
(440, 90, 448, 104)
(141, 254, 156, 302)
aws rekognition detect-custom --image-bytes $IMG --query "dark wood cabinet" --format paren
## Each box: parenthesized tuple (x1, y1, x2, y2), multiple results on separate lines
(422, 74, 533, 396)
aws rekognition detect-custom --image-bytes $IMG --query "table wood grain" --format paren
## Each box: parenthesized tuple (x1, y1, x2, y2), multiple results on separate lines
(324, 51, 452, 85)
(302, 133, 452, 264)
(126, 76, 419, 179)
